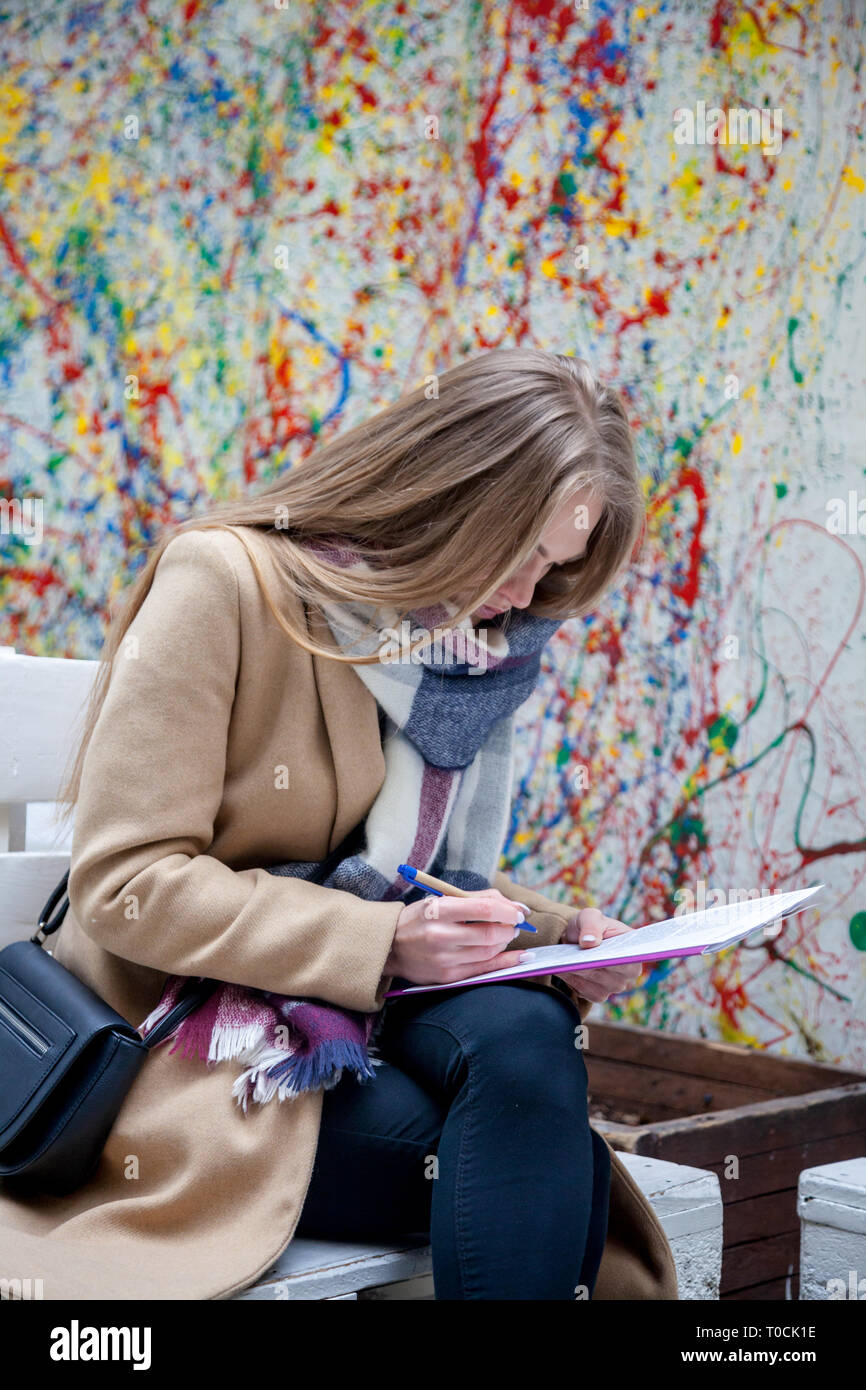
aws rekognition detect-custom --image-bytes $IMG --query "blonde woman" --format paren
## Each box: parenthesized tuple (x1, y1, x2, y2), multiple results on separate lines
(0, 348, 677, 1301)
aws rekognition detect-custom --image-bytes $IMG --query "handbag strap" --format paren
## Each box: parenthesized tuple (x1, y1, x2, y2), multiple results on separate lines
(29, 817, 369, 1045)
(31, 869, 71, 943)
(27, 872, 221, 1047)
(140, 976, 221, 1049)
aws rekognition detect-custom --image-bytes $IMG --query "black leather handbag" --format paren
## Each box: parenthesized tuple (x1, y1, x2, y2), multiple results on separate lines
(0, 819, 368, 1199)
(0, 873, 218, 1198)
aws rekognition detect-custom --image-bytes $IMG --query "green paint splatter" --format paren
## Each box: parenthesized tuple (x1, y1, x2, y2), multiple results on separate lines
(708, 714, 738, 753)
(670, 815, 708, 850)
(787, 317, 804, 384)
(850, 912, 866, 951)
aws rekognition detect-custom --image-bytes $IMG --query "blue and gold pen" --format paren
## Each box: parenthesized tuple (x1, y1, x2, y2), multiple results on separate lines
(397, 863, 538, 932)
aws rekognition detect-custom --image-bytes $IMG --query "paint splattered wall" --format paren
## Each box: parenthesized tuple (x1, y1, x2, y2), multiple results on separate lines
(1, 2, 863, 1064)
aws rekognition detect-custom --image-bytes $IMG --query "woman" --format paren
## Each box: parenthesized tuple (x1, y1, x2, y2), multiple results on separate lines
(0, 348, 677, 1300)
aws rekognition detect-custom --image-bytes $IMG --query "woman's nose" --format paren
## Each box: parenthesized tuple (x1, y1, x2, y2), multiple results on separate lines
(498, 572, 537, 608)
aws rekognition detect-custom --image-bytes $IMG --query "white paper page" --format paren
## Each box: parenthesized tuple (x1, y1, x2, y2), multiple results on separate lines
(577, 885, 824, 956)
(390, 884, 824, 994)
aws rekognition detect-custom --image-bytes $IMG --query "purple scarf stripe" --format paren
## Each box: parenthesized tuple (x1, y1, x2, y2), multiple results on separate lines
(166, 986, 223, 1062)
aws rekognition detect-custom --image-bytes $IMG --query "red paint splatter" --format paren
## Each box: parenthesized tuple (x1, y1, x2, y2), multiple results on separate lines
(649, 465, 708, 609)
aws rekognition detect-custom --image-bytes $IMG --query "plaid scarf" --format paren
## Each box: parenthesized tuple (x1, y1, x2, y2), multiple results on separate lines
(138, 536, 561, 1109)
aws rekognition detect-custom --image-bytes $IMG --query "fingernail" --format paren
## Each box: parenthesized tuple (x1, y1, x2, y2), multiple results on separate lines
(582, 934, 596, 943)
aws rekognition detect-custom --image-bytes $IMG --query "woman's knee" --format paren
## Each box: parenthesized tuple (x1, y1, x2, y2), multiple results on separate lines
(437, 982, 585, 1075)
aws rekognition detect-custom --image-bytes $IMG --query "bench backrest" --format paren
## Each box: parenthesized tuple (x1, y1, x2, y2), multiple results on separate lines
(0, 647, 98, 947)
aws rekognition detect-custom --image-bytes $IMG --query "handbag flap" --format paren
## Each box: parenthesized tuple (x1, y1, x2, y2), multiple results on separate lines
(0, 941, 142, 1147)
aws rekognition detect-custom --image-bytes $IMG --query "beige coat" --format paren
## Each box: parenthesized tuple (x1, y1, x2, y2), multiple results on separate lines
(0, 525, 677, 1300)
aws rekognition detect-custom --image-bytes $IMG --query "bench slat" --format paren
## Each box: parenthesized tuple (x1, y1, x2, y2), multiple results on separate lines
(0, 651, 97, 802)
(0, 851, 71, 947)
(233, 1237, 433, 1300)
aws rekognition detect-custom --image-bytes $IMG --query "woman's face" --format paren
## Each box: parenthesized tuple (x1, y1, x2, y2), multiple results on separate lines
(463, 489, 605, 620)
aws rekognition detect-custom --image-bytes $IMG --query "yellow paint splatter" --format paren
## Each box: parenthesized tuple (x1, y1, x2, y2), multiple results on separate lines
(603, 217, 631, 238)
(719, 1011, 762, 1048)
(84, 153, 112, 210)
(671, 165, 701, 204)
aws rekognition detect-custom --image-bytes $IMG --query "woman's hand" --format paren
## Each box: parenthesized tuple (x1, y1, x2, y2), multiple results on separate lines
(385, 888, 526, 986)
(554, 906, 643, 1003)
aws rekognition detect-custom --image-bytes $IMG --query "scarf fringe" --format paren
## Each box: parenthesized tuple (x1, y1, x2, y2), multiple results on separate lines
(165, 1023, 266, 1065)
(230, 1038, 378, 1111)
(141, 997, 379, 1110)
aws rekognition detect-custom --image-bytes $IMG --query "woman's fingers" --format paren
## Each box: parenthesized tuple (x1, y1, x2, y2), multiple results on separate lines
(574, 906, 607, 946)
(422, 893, 525, 936)
(557, 962, 642, 1000)
(565, 978, 609, 1002)
(598, 918, 638, 939)
(428, 923, 522, 958)
(411, 890, 644, 987)
(439, 948, 521, 981)
(576, 909, 638, 946)
(564, 908, 640, 948)
(402, 892, 525, 978)
(571, 915, 642, 994)
(561, 971, 616, 1002)
(392, 890, 533, 987)
(422, 892, 524, 922)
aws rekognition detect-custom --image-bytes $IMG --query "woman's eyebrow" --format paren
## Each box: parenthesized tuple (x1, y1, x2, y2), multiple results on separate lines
(537, 542, 586, 564)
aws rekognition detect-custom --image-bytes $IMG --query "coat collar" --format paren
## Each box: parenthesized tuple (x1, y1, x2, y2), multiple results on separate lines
(248, 524, 387, 855)
(305, 601, 387, 854)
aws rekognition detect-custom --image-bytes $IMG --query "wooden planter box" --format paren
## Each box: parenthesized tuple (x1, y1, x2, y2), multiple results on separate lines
(584, 1021, 866, 1300)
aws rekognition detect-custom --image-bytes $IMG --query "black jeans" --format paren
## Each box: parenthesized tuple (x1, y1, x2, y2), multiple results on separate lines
(295, 979, 611, 1300)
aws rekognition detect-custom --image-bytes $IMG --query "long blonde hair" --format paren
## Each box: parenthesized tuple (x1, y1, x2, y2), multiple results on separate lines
(56, 348, 645, 813)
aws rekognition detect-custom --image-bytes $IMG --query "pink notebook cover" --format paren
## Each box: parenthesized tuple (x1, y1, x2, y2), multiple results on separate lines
(383, 941, 711, 998)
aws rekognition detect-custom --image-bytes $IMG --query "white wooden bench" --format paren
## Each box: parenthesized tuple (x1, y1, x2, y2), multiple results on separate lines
(1, 646, 722, 1299)
(235, 1156, 723, 1299)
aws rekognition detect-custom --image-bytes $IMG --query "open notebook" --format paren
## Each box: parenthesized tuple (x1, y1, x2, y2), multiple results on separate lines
(383, 883, 825, 998)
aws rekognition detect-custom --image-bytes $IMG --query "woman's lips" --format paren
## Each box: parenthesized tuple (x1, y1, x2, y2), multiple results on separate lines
(477, 602, 508, 617)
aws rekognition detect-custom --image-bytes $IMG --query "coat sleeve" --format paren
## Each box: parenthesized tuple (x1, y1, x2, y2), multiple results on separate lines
(491, 868, 595, 1021)
(67, 529, 404, 1014)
